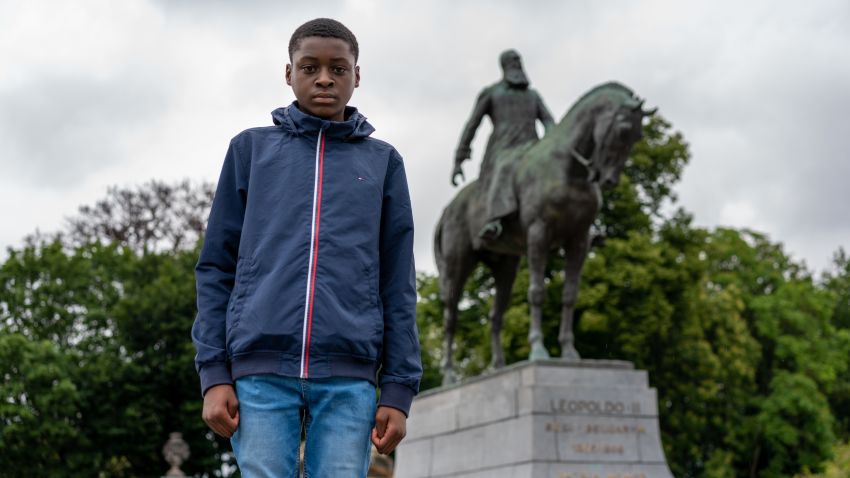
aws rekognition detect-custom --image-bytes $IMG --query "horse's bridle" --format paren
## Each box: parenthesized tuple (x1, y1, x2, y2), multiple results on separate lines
(570, 148, 596, 182)
(569, 108, 623, 183)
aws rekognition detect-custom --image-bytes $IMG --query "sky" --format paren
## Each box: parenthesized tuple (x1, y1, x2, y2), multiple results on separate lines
(2, 0, 849, 275)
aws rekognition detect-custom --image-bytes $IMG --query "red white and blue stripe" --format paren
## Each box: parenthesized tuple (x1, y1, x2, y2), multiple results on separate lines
(300, 129, 325, 378)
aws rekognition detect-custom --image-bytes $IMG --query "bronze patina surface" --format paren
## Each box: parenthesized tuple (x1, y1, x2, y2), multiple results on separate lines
(437, 81, 655, 384)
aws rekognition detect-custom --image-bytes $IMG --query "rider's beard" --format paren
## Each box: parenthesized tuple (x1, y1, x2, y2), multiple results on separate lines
(504, 67, 529, 88)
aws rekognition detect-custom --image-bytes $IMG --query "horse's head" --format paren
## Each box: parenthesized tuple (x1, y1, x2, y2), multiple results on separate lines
(590, 98, 655, 190)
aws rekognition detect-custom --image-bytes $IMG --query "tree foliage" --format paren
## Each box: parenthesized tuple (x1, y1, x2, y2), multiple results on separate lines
(0, 332, 84, 476)
(0, 240, 229, 476)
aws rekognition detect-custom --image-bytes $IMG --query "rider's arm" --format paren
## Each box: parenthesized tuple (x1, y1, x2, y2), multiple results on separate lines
(535, 91, 556, 132)
(456, 88, 492, 164)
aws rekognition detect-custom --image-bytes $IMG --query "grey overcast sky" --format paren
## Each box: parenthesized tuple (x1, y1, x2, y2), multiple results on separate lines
(2, 0, 848, 274)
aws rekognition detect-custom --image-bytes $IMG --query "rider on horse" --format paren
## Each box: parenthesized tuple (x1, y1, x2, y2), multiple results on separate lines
(452, 49, 555, 244)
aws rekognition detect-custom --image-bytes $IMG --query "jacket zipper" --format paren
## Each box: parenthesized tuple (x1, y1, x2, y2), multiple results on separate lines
(300, 129, 325, 378)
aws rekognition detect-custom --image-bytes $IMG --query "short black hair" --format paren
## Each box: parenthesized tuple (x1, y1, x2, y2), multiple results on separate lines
(289, 18, 359, 63)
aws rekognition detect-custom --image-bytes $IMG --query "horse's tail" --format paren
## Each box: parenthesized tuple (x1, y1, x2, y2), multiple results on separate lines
(433, 209, 446, 274)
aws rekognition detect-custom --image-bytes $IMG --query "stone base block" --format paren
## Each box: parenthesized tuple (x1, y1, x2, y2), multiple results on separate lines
(395, 360, 673, 478)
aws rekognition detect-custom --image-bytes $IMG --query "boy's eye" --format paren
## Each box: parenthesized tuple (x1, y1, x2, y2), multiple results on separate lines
(301, 65, 317, 73)
(331, 66, 347, 75)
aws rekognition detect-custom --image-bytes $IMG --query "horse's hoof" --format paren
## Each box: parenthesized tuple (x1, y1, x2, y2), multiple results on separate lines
(561, 346, 581, 360)
(529, 342, 551, 361)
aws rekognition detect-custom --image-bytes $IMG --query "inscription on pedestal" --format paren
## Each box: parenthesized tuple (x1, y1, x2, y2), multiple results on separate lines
(543, 417, 645, 462)
(572, 443, 626, 455)
(545, 420, 647, 434)
(543, 395, 655, 464)
(558, 473, 648, 478)
(550, 399, 642, 415)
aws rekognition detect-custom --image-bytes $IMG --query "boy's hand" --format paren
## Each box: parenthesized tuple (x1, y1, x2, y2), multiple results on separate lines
(202, 384, 240, 438)
(371, 406, 407, 454)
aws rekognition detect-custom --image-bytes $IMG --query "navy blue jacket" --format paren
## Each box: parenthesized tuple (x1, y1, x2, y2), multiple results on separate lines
(191, 103, 422, 415)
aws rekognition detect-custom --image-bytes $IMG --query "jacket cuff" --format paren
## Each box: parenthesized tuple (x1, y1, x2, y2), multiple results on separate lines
(378, 382, 416, 417)
(199, 362, 233, 397)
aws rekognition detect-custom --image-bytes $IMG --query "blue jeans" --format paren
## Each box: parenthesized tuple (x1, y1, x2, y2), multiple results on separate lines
(231, 374, 377, 478)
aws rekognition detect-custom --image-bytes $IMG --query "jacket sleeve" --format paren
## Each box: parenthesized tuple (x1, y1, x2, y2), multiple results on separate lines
(377, 149, 423, 416)
(191, 138, 250, 397)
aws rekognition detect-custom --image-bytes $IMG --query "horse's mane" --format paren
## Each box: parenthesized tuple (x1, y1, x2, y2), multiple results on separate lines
(557, 81, 635, 131)
(519, 81, 637, 175)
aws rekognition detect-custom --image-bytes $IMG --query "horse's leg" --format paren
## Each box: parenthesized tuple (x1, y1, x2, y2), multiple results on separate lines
(482, 253, 521, 369)
(559, 233, 590, 360)
(526, 219, 551, 360)
(439, 250, 476, 386)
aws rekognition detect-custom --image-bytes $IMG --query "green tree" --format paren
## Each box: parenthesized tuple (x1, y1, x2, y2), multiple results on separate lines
(108, 247, 227, 476)
(0, 239, 128, 348)
(797, 441, 850, 478)
(0, 332, 85, 476)
(0, 237, 230, 476)
(823, 249, 850, 438)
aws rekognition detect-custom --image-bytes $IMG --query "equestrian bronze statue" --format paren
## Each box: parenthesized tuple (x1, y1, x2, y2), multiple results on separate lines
(436, 81, 655, 384)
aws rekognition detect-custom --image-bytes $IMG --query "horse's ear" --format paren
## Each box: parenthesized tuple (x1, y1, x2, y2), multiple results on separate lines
(625, 96, 643, 110)
(630, 96, 657, 116)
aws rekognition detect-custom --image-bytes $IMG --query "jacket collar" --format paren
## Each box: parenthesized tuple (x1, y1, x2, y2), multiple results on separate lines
(271, 102, 375, 140)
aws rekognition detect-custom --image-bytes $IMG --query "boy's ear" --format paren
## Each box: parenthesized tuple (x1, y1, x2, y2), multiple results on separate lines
(285, 64, 292, 86)
(354, 65, 360, 88)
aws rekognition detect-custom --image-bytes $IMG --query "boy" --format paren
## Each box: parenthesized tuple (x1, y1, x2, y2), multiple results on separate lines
(191, 18, 422, 477)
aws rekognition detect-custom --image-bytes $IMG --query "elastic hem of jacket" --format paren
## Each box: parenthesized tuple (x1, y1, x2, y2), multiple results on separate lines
(377, 382, 416, 417)
(199, 362, 233, 398)
(230, 351, 381, 387)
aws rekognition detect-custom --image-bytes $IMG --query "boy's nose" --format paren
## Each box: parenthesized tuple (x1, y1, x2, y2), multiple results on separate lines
(315, 69, 334, 87)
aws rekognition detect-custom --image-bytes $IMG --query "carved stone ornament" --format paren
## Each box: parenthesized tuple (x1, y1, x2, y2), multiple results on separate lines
(162, 432, 190, 477)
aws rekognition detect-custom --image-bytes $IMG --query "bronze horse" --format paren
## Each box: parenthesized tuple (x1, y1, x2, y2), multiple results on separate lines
(434, 82, 654, 384)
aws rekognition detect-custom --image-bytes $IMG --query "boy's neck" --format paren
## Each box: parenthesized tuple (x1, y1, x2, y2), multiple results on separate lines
(294, 101, 354, 122)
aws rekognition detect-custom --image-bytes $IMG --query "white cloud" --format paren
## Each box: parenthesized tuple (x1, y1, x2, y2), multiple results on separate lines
(1, 0, 848, 274)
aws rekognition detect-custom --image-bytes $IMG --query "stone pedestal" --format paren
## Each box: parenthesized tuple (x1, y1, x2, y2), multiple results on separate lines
(395, 360, 673, 478)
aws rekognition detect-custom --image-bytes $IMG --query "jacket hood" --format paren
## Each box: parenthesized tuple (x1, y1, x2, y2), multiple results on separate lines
(271, 102, 375, 140)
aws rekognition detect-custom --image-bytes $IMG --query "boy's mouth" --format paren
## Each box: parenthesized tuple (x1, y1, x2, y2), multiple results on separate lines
(313, 93, 336, 104)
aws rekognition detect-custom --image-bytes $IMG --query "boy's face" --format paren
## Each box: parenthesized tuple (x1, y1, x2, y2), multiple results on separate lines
(286, 36, 360, 122)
